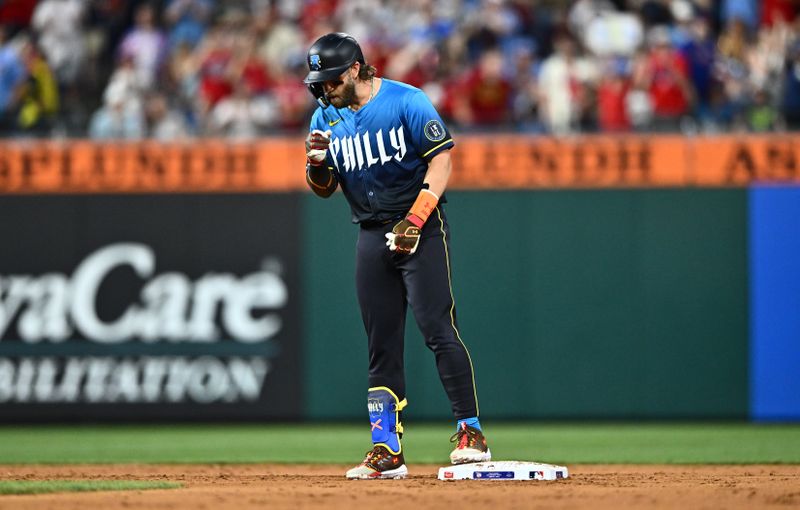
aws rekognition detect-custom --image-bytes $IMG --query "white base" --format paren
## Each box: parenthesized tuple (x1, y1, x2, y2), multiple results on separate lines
(438, 461, 569, 481)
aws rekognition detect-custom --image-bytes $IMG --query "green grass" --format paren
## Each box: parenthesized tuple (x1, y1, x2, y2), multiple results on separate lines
(0, 480, 181, 495)
(0, 423, 798, 465)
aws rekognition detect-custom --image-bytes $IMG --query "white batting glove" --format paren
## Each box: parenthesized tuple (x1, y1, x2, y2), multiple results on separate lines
(306, 129, 332, 166)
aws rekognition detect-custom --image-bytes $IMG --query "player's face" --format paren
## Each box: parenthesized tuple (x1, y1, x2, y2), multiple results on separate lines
(322, 66, 357, 108)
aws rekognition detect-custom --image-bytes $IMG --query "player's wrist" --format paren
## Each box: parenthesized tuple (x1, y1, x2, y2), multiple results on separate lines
(406, 188, 439, 227)
(405, 214, 424, 228)
(306, 163, 337, 197)
(306, 162, 331, 182)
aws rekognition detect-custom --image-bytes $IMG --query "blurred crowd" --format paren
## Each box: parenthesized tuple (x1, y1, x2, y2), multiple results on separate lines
(1, 0, 800, 140)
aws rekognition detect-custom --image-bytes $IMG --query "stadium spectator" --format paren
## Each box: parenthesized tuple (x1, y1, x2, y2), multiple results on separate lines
(462, 0, 521, 63)
(253, 3, 304, 71)
(596, 57, 632, 132)
(384, 39, 439, 90)
(626, 65, 655, 128)
(633, 25, 693, 131)
(336, 0, 393, 44)
(2, 0, 800, 138)
(195, 25, 235, 115)
(583, 8, 644, 57)
(761, 0, 797, 27)
(0, 0, 37, 32)
(86, 0, 131, 70)
(165, 41, 201, 130)
(781, 40, 800, 129)
(231, 33, 274, 96)
(88, 79, 145, 140)
(206, 81, 279, 139)
(634, 0, 674, 29)
(537, 33, 598, 134)
(718, 17, 750, 64)
(165, 0, 213, 50)
(104, 55, 144, 114)
(299, 0, 339, 37)
(746, 88, 782, 132)
(118, 3, 168, 91)
(568, 0, 617, 40)
(268, 55, 310, 131)
(747, 21, 791, 98)
(715, 17, 751, 128)
(16, 37, 59, 136)
(451, 48, 513, 127)
(0, 26, 26, 134)
(144, 91, 190, 140)
(721, 0, 759, 32)
(509, 44, 543, 132)
(31, 0, 87, 89)
(678, 15, 716, 127)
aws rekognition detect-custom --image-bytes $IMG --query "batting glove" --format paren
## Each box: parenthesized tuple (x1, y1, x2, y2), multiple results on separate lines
(306, 129, 332, 166)
(384, 188, 439, 255)
(386, 218, 422, 254)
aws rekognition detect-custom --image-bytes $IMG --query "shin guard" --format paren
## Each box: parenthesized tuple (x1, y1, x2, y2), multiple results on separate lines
(367, 387, 407, 455)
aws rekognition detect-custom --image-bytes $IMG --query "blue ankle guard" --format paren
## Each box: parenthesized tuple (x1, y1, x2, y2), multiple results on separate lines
(367, 387, 407, 455)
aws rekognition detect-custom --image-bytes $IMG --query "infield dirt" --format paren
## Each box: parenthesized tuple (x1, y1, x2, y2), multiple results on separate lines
(1, 464, 798, 509)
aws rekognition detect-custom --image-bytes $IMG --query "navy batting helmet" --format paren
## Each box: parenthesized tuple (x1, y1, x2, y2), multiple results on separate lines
(304, 33, 365, 108)
(304, 32, 365, 84)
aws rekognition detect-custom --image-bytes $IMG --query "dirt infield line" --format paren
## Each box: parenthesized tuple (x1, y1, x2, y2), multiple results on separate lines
(1, 464, 798, 510)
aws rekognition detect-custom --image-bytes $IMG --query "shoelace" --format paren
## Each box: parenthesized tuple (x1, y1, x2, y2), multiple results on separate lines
(364, 446, 387, 464)
(449, 423, 477, 449)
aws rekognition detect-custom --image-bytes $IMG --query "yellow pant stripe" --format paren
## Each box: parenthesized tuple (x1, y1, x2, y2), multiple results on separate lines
(435, 207, 480, 416)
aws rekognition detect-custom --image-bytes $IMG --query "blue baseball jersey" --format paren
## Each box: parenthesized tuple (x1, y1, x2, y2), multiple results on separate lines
(309, 79, 454, 224)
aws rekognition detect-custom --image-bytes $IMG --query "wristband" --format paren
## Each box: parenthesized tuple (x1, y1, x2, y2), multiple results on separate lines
(406, 188, 439, 227)
(306, 163, 337, 197)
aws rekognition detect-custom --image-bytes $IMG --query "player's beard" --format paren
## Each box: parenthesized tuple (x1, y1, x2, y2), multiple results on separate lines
(328, 78, 357, 109)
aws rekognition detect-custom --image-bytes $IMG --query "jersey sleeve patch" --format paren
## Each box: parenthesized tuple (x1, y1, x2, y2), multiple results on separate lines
(424, 120, 446, 142)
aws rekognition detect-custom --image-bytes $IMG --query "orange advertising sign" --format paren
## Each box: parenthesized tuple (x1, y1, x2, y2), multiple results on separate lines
(1, 135, 798, 193)
(0, 140, 306, 193)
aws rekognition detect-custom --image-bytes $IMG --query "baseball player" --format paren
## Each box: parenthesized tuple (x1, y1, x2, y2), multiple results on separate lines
(303, 33, 490, 479)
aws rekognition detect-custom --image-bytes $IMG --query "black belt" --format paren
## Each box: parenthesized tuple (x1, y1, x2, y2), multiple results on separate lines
(359, 216, 402, 229)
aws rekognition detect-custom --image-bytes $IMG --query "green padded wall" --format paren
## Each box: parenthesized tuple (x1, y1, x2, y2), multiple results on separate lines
(303, 190, 748, 420)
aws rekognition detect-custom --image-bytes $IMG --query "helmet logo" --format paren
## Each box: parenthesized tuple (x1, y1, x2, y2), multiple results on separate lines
(309, 54, 322, 71)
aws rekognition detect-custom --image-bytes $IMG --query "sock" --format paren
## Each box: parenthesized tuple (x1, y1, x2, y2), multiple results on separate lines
(457, 417, 481, 431)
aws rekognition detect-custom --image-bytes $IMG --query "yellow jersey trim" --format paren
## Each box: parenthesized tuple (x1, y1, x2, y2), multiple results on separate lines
(422, 139, 453, 159)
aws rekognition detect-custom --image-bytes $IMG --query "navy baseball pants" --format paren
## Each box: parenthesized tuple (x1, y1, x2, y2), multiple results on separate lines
(355, 206, 479, 420)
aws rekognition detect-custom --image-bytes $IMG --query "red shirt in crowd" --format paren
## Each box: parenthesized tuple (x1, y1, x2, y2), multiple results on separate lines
(761, 0, 797, 26)
(646, 49, 690, 117)
(241, 58, 273, 95)
(597, 76, 631, 132)
(0, 0, 37, 27)
(200, 49, 233, 107)
(456, 66, 513, 125)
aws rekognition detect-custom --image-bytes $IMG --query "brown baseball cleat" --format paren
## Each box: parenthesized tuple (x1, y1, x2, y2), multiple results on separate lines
(345, 445, 408, 479)
(449, 422, 492, 464)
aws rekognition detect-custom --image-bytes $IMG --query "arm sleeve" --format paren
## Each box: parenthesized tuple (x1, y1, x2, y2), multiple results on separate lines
(402, 90, 455, 161)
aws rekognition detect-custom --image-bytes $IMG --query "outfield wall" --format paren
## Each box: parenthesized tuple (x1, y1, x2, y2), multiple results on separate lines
(304, 190, 750, 420)
(0, 194, 304, 420)
(0, 136, 797, 422)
